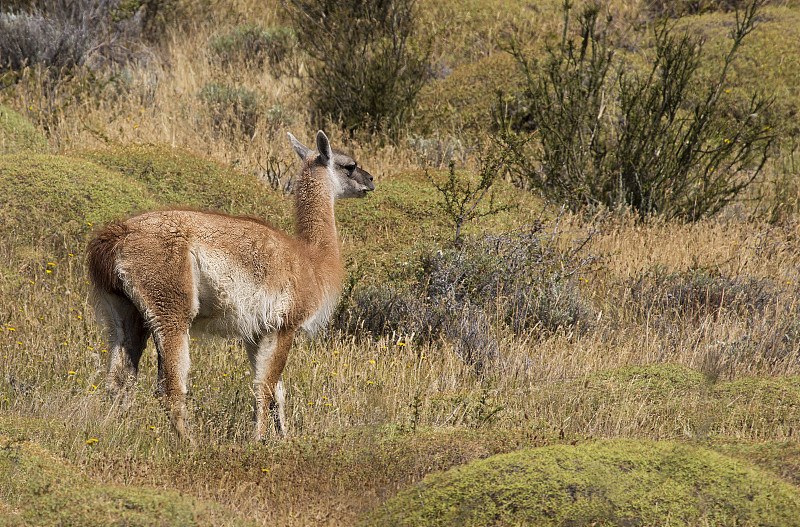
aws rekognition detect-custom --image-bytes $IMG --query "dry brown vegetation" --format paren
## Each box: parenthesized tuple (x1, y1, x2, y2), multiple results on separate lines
(2, 0, 800, 525)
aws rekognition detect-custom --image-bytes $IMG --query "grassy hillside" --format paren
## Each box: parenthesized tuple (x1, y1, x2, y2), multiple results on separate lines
(1, 0, 800, 525)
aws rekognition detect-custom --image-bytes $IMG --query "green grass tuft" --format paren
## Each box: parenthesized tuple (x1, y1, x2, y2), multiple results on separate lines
(0, 104, 49, 155)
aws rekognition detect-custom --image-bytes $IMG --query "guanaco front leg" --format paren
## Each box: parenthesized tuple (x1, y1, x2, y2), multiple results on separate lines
(247, 328, 295, 441)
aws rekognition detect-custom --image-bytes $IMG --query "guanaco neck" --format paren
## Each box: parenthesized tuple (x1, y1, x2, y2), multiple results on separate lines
(293, 163, 341, 262)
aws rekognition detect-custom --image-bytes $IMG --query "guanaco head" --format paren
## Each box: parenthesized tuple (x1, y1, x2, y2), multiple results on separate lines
(288, 130, 375, 199)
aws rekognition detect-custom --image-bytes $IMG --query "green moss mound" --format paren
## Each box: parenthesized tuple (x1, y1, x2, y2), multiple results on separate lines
(0, 431, 255, 526)
(559, 365, 800, 441)
(79, 143, 287, 220)
(590, 363, 707, 391)
(0, 144, 291, 256)
(365, 439, 800, 526)
(0, 104, 48, 155)
(0, 143, 293, 270)
(713, 440, 800, 488)
(0, 153, 157, 250)
(712, 375, 800, 438)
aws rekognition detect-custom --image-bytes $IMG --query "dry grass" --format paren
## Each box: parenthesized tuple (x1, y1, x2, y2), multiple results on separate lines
(2, 0, 800, 525)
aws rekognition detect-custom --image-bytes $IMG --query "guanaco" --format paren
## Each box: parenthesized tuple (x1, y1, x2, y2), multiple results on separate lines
(87, 131, 374, 441)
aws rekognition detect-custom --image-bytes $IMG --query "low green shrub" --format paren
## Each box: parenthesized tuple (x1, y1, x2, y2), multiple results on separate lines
(198, 82, 261, 138)
(209, 24, 296, 75)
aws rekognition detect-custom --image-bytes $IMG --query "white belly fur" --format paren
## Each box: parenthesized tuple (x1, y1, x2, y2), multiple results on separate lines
(189, 247, 292, 340)
(188, 247, 338, 340)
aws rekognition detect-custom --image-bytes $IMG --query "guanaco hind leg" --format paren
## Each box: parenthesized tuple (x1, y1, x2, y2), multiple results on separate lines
(99, 293, 149, 410)
(151, 328, 192, 442)
(272, 376, 287, 436)
(115, 237, 196, 442)
(246, 328, 295, 441)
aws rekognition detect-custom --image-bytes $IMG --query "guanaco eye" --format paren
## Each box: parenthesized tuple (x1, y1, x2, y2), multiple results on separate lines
(344, 163, 356, 172)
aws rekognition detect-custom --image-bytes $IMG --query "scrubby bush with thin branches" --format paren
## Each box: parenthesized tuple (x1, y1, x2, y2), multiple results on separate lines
(198, 82, 261, 139)
(209, 24, 296, 75)
(285, 0, 431, 135)
(428, 157, 513, 247)
(496, 0, 774, 221)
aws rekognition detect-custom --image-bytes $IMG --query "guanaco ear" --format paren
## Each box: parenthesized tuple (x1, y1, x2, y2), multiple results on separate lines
(288, 132, 312, 161)
(316, 130, 333, 164)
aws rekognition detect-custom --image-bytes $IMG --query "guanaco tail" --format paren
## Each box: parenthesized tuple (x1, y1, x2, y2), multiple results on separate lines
(87, 131, 374, 441)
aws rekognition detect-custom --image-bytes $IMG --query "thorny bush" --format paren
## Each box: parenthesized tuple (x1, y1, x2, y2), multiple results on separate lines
(285, 0, 431, 135)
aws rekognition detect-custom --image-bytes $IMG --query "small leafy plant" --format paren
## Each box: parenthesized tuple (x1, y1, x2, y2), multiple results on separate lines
(209, 24, 296, 75)
(428, 144, 514, 246)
